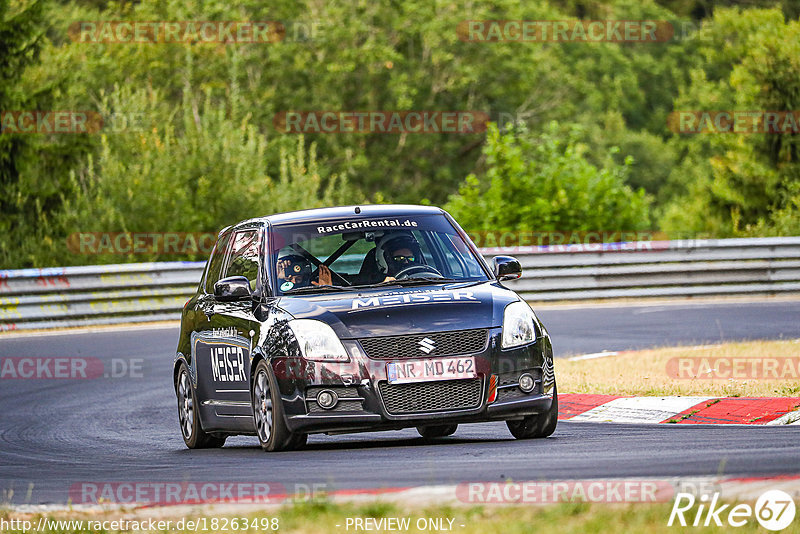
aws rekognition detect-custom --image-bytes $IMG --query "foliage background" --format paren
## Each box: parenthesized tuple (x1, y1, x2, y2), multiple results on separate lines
(1, 0, 798, 267)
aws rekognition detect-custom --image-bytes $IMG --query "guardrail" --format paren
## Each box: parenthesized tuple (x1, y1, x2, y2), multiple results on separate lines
(0, 262, 205, 331)
(1, 237, 799, 331)
(497, 237, 800, 301)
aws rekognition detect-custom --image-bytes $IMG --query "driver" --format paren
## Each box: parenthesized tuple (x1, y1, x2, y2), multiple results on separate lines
(375, 232, 424, 281)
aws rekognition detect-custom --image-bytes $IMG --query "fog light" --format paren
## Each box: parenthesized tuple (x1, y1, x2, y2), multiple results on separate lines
(518, 374, 535, 393)
(316, 390, 338, 409)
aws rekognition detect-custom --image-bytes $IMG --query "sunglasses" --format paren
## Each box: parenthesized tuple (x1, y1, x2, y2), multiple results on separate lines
(392, 255, 415, 263)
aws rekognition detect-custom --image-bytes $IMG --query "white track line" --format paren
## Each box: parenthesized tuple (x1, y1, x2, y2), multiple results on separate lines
(567, 351, 620, 361)
(767, 408, 800, 425)
(569, 396, 715, 424)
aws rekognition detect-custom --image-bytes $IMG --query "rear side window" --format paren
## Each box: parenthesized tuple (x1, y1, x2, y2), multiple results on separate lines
(203, 232, 231, 293)
(224, 230, 262, 290)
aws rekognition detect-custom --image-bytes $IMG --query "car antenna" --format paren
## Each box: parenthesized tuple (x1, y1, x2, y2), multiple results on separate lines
(355, 206, 361, 214)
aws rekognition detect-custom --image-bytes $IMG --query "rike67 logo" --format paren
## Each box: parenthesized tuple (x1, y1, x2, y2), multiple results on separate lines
(669, 490, 796, 531)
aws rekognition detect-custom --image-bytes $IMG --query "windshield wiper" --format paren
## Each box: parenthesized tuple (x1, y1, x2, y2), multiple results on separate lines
(398, 277, 459, 284)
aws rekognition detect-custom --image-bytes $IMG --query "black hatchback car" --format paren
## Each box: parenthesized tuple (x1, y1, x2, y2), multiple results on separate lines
(174, 205, 557, 451)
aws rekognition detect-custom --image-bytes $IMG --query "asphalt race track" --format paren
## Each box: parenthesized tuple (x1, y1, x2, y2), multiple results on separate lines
(1, 299, 798, 505)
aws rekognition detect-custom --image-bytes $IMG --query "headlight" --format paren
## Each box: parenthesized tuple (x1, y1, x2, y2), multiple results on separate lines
(501, 301, 537, 349)
(288, 319, 349, 362)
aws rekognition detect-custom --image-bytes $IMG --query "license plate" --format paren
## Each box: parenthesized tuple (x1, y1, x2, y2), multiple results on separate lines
(387, 357, 476, 384)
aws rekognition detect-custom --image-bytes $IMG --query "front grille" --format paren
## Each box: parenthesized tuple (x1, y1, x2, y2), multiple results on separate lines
(359, 329, 489, 360)
(498, 372, 520, 387)
(306, 386, 360, 399)
(495, 368, 542, 402)
(308, 400, 364, 413)
(497, 387, 529, 402)
(378, 378, 483, 415)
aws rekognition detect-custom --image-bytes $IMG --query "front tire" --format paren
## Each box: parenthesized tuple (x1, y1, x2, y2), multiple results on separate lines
(252, 360, 304, 452)
(176, 362, 226, 449)
(416, 424, 458, 439)
(506, 385, 558, 439)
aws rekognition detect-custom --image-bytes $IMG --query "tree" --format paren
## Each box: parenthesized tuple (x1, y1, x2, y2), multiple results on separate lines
(660, 7, 800, 236)
(51, 85, 357, 266)
(0, 0, 46, 257)
(444, 122, 651, 233)
(0, 0, 44, 186)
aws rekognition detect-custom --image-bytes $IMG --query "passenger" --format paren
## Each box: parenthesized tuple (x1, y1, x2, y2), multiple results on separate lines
(276, 253, 332, 291)
(276, 254, 312, 290)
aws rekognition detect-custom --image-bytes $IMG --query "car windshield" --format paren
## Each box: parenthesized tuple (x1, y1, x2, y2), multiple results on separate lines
(269, 214, 488, 295)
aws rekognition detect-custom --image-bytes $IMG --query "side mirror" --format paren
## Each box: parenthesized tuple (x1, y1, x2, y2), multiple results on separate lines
(214, 276, 252, 301)
(492, 256, 522, 281)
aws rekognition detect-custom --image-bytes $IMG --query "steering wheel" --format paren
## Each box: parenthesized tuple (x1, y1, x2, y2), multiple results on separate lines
(393, 264, 443, 280)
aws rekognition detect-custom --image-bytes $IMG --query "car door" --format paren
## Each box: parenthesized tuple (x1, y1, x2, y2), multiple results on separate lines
(192, 227, 263, 431)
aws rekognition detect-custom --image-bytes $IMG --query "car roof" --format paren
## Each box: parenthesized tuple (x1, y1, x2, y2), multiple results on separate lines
(231, 204, 446, 229)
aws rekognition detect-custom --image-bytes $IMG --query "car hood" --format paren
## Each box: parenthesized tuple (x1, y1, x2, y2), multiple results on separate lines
(276, 282, 519, 339)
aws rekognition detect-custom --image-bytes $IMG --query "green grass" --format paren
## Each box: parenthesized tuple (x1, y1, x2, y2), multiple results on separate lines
(559, 339, 800, 397)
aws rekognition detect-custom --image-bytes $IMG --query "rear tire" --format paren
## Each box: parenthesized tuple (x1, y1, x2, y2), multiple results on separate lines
(176, 362, 226, 449)
(416, 424, 458, 439)
(252, 360, 304, 452)
(506, 385, 558, 439)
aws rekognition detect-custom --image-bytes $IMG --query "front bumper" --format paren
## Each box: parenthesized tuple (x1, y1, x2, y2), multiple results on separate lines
(285, 394, 554, 433)
(275, 329, 556, 434)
